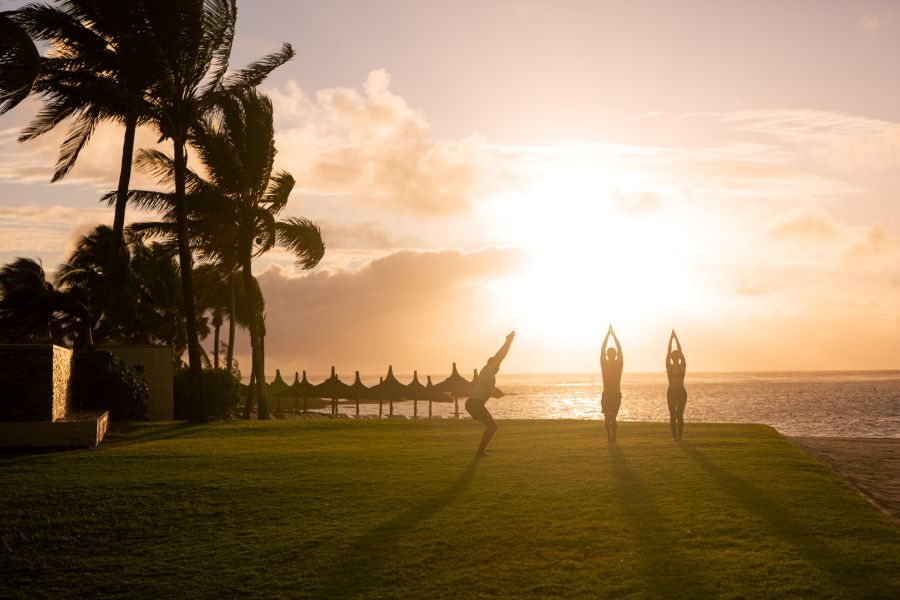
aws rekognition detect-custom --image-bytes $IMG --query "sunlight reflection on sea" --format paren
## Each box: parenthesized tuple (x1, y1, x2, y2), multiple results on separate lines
(324, 371, 900, 438)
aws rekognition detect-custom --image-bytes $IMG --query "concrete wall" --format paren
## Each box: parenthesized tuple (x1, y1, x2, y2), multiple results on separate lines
(0, 344, 72, 422)
(100, 345, 174, 420)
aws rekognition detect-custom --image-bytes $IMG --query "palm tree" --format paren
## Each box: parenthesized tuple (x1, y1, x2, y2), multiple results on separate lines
(54, 225, 129, 346)
(12, 0, 157, 261)
(125, 87, 324, 419)
(193, 262, 231, 369)
(0, 12, 40, 115)
(0, 258, 65, 343)
(132, 0, 294, 422)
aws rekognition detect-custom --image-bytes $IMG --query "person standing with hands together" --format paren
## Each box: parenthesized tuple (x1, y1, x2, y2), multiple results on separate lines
(666, 329, 687, 441)
(601, 325, 624, 443)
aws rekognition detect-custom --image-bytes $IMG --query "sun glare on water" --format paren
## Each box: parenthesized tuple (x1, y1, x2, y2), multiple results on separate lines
(483, 160, 706, 345)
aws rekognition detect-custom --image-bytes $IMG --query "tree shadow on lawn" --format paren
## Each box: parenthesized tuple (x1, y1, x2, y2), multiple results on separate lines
(606, 444, 714, 599)
(682, 443, 888, 595)
(105, 422, 206, 447)
(316, 457, 479, 597)
(0, 423, 200, 462)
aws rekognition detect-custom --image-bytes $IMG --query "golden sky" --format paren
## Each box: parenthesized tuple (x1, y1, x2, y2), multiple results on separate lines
(1, 1, 899, 374)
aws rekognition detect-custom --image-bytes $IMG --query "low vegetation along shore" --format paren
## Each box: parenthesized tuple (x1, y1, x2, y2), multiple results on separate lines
(1, 422, 897, 598)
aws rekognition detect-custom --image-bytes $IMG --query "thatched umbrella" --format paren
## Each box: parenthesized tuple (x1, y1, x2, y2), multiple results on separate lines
(425, 375, 453, 418)
(314, 366, 353, 416)
(268, 369, 292, 413)
(349, 371, 371, 418)
(370, 365, 407, 417)
(435, 362, 475, 418)
(291, 370, 317, 413)
(405, 371, 428, 418)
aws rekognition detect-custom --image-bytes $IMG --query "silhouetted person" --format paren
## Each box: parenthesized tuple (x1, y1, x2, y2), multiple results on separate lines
(600, 325, 623, 443)
(466, 331, 515, 457)
(666, 329, 687, 441)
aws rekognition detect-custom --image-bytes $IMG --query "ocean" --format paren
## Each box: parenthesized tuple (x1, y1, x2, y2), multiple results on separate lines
(327, 371, 900, 438)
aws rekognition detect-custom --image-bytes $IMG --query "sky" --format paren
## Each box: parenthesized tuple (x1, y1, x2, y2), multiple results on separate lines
(1, 0, 900, 376)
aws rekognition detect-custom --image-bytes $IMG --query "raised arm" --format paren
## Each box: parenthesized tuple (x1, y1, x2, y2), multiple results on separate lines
(673, 330, 682, 354)
(611, 327, 622, 358)
(668, 330, 675, 356)
(602, 325, 611, 357)
(492, 331, 515, 365)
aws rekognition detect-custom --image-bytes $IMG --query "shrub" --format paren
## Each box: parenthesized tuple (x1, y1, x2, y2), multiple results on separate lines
(174, 368, 241, 420)
(71, 349, 149, 420)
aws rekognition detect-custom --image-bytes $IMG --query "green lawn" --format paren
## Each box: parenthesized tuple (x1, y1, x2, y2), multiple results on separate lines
(1, 421, 897, 599)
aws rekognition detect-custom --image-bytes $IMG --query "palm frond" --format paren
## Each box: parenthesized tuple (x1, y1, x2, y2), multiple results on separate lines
(17, 98, 76, 141)
(52, 110, 98, 182)
(128, 220, 177, 242)
(0, 14, 41, 115)
(197, 0, 237, 98)
(110, 189, 176, 214)
(276, 217, 325, 270)
(263, 170, 294, 214)
(223, 43, 295, 91)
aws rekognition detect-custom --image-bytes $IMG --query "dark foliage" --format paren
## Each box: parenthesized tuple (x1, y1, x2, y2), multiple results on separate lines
(174, 367, 240, 420)
(71, 349, 149, 420)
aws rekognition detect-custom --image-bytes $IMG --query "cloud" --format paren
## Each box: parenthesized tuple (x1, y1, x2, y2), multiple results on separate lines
(316, 219, 423, 250)
(714, 109, 900, 172)
(266, 70, 514, 214)
(765, 206, 898, 267)
(0, 203, 156, 269)
(0, 106, 167, 189)
(0, 203, 109, 255)
(858, 14, 888, 31)
(849, 226, 893, 259)
(239, 247, 526, 375)
(769, 207, 840, 240)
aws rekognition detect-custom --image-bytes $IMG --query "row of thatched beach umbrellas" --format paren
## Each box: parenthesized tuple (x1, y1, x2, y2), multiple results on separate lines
(260, 363, 501, 418)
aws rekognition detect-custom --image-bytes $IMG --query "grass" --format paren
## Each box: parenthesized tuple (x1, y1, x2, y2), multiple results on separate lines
(0, 420, 897, 599)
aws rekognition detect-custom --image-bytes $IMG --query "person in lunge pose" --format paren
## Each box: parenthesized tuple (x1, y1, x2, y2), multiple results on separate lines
(466, 331, 515, 457)
(666, 329, 687, 441)
(600, 325, 624, 443)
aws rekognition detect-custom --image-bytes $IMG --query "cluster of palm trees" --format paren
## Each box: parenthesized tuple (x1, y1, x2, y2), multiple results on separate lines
(0, 1, 325, 421)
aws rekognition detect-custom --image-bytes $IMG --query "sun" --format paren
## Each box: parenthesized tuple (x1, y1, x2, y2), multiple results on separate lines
(482, 160, 706, 346)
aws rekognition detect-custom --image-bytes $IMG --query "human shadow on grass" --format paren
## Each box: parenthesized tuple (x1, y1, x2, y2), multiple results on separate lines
(316, 457, 479, 597)
(682, 443, 887, 596)
(606, 445, 714, 599)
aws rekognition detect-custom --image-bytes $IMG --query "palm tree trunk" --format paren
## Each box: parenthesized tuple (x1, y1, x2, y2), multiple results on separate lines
(110, 113, 137, 265)
(173, 138, 206, 423)
(242, 365, 255, 419)
(212, 316, 220, 369)
(241, 258, 269, 419)
(226, 273, 236, 372)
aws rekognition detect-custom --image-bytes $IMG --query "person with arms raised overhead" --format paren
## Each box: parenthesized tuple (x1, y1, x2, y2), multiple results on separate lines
(466, 331, 515, 457)
(600, 325, 624, 443)
(666, 329, 687, 441)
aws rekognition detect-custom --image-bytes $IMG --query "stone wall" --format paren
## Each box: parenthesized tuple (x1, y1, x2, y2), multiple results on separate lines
(100, 345, 174, 420)
(0, 344, 72, 422)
